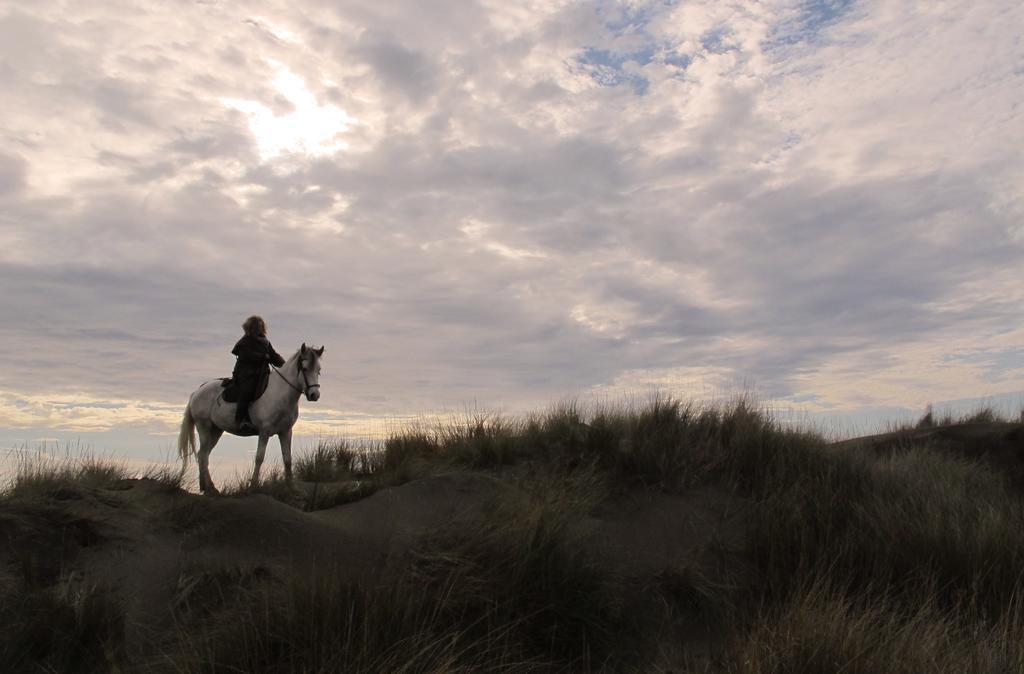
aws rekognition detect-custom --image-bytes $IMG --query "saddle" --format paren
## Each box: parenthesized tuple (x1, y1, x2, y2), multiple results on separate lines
(219, 369, 270, 403)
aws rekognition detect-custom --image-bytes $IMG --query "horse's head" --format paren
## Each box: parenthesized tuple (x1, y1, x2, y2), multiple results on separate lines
(298, 343, 325, 402)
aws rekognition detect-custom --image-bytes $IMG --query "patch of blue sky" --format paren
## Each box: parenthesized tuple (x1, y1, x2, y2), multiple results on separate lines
(699, 25, 737, 55)
(597, 0, 677, 37)
(765, 0, 858, 51)
(573, 1, 698, 94)
(576, 46, 653, 95)
(580, 45, 657, 69)
(664, 52, 691, 69)
(575, 40, 696, 94)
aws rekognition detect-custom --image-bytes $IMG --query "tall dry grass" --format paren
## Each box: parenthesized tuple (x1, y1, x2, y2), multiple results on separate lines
(721, 578, 1024, 674)
(165, 467, 643, 672)
(2, 453, 187, 501)
(4, 396, 1024, 671)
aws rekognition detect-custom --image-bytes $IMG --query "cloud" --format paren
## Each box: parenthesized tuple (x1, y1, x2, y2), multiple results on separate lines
(0, 152, 27, 195)
(349, 34, 439, 103)
(0, 0, 1021, 448)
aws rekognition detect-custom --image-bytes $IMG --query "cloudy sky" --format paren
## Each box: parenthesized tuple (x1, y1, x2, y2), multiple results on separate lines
(1, 0, 1022, 458)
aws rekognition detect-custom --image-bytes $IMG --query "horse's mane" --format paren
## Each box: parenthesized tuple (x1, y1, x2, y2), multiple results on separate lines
(284, 346, 324, 365)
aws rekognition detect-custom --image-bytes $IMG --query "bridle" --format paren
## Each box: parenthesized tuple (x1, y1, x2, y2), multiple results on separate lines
(273, 358, 320, 399)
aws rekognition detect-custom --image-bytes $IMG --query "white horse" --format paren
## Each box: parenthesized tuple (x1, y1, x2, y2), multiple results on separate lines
(177, 343, 324, 494)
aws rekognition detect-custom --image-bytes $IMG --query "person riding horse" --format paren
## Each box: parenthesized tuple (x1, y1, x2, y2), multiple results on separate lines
(232, 315, 285, 432)
(180, 333, 325, 494)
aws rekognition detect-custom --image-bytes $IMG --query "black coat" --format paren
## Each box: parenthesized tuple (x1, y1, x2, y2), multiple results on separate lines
(232, 334, 286, 380)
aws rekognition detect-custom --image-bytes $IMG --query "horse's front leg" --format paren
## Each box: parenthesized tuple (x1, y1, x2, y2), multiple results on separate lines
(250, 433, 271, 489)
(279, 428, 294, 482)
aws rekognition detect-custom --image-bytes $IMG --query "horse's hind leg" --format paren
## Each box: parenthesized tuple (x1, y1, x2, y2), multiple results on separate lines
(197, 423, 223, 495)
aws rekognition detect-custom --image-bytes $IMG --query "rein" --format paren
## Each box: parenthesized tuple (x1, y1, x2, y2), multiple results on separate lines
(273, 361, 320, 397)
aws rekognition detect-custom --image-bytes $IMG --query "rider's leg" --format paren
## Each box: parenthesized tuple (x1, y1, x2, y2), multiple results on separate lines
(235, 378, 255, 427)
(235, 398, 250, 426)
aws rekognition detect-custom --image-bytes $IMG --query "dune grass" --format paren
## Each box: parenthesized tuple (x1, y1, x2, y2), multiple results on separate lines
(379, 395, 821, 492)
(742, 439, 1024, 617)
(404, 467, 635, 667)
(218, 394, 818, 508)
(719, 578, 1024, 674)
(193, 396, 1024, 670)
(4, 396, 1024, 671)
(4, 455, 135, 500)
(167, 466, 649, 672)
(913, 402, 1021, 430)
(709, 407, 1024, 674)
(0, 468, 124, 672)
(167, 561, 553, 673)
(294, 437, 387, 482)
(0, 577, 124, 673)
(2, 453, 188, 501)
(199, 396, 1024, 667)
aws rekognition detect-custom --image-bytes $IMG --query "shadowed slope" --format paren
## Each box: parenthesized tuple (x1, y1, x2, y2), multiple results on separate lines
(4, 401, 1024, 672)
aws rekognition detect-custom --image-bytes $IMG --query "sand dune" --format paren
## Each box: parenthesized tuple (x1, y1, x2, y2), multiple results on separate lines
(4, 411, 1023, 672)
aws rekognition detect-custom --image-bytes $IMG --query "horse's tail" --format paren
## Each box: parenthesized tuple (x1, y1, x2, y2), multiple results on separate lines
(178, 401, 196, 469)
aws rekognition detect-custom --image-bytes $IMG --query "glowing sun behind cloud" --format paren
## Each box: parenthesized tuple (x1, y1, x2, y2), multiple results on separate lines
(220, 63, 354, 160)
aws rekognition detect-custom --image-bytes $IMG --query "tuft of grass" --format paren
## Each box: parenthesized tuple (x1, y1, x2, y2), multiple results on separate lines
(916, 403, 937, 428)
(294, 440, 346, 483)
(961, 405, 1002, 424)
(296, 438, 342, 482)
(720, 578, 1024, 674)
(141, 463, 190, 491)
(3, 455, 135, 501)
(2, 452, 190, 501)
(437, 413, 521, 468)
(0, 578, 124, 673)
(382, 429, 440, 479)
(293, 437, 386, 483)
(222, 465, 297, 503)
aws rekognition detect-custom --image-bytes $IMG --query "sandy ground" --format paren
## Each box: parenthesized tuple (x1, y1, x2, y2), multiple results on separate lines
(0, 467, 749, 666)
(5, 421, 1022, 668)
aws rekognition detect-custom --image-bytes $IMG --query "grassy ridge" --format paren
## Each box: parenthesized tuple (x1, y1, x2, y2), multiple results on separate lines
(2, 399, 1024, 671)
(173, 470, 633, 673)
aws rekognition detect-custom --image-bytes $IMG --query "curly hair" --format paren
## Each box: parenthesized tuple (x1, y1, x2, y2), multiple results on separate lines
(242, 315, 267, 337)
